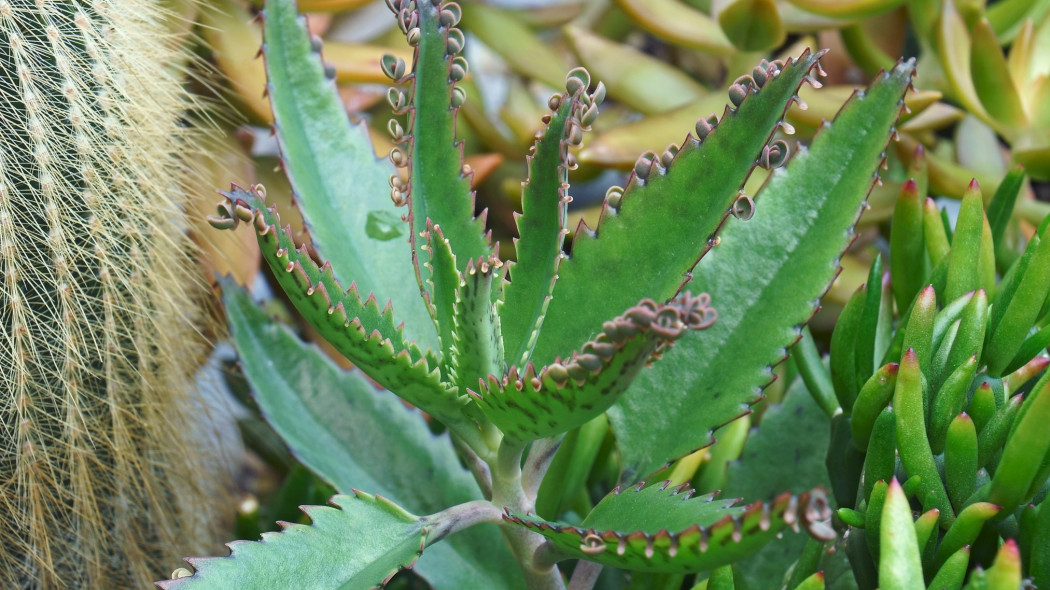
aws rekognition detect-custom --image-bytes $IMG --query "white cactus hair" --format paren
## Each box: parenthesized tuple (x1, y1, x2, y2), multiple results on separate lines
(0, 0, 228, 587)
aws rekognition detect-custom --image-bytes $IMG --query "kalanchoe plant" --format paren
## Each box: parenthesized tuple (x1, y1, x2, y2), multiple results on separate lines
(160, 0, 922, 587)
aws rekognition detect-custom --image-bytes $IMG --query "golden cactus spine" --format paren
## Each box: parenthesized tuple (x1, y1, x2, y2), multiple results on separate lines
(0, 1, 224, 587)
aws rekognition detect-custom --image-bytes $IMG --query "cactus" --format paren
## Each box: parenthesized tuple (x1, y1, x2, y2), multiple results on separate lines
(0, 1, 225, 588)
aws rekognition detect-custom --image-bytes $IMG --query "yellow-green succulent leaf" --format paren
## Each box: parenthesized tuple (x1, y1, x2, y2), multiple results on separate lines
(717, 0, 787, 52)
(971, 18, 1028, 130)
(563, 25, 708, 115)
(785, 0, 905, 19)
(458, 3, 569, 89)
(614, 0, 736, 54)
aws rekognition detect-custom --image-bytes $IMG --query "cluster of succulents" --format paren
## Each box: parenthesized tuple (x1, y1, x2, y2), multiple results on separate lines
(5, 0, 1049, 588)
(152, 0, 1050, 588)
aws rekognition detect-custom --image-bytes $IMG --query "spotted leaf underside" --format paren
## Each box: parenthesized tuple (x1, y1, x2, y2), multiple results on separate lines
(160, 492, 425, 590)
(504, 483, 833, 574)
(530, 50, 826, 367)
(209, 186, 464, 424)
(473, 292, 716, 444)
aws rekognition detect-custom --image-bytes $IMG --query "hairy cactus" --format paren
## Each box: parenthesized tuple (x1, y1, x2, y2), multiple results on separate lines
(0, 1, 225, 587)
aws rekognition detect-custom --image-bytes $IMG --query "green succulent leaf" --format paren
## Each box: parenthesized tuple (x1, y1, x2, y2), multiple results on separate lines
(944, 186, 987, 303)
(986, 218, 1050, 376)
(934, 502, 1000, 569)
(423, 222, 460, 376)
(724, 379, 837, 588)
(531, 51, 825, 369)
(209, 187, 465, 423)
(854, 255, 891, 391)
(928, 546, 970, 590)
(862, 410, 897, 501)
(160, 492, 425, 590)
(399, 0, 490, 278)
(221, 282, 522, 589)
(889, 180, 927, 312)
(878, 479, 924, 590)
(450, 256, 504, 391)
(261, 0, 436, 350)
(1030, 495, 1050, 588)
(504, 483, 833, 574)
(944, 413, 978, 512)
(475, 292, 716, 444)
(850, 363, 899, 451)
(499, 90, 580, 369)
(988, 376, 1050, 514)
(831, 287, 866, 412)
(895, 349, 954, 526)
(985, 165, 1025, 257)
(609, 60, 915, 479)
(792, 328, 839, 418)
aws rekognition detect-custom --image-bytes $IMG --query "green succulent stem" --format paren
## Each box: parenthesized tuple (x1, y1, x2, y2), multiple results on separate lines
(523, 435, 565, 502)
(567, 561, 604, 590)
(492, 441, 567, 590)
(425, 500, 505, 545)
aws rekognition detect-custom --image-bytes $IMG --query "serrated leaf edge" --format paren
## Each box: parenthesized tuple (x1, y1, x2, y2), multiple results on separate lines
(209, 186, 463, 414)
(503, 485, 833, 566)
(472, 292, 717, 442)
(158, 491, 426, 589)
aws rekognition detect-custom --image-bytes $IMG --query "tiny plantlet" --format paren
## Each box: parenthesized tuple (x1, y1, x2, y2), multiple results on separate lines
(162, 0, 1050, 589)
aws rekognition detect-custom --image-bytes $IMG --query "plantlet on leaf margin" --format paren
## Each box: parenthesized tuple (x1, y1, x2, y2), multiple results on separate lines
(166, 0, 917, 587)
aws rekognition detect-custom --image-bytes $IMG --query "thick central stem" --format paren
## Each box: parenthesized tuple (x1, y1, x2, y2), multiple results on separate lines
(491, 441, 566, 590)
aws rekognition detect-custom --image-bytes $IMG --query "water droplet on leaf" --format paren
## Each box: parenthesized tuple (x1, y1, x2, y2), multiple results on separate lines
(366, 210, 406, 241)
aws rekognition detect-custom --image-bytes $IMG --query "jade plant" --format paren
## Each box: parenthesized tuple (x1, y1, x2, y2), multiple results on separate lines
(786, 159, 1050, 589)
(159, 0, 960, 586)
